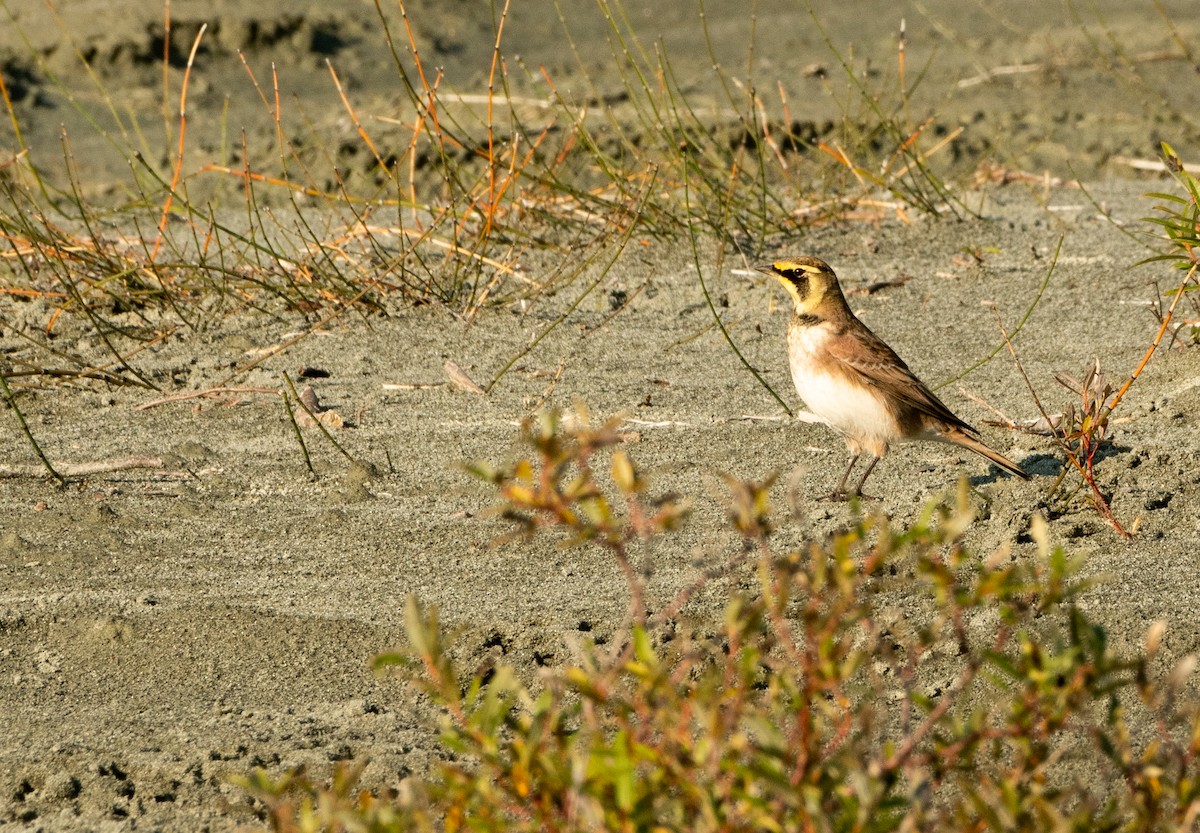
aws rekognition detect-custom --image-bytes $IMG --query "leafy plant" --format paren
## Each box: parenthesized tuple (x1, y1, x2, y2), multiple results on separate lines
(1141, 142, 1200, 345)
(997, 142, 1199, 538)
(241, 405, 1200, 832)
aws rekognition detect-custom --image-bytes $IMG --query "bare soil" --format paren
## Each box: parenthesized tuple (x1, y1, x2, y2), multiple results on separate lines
(2, 1, 1199, 829)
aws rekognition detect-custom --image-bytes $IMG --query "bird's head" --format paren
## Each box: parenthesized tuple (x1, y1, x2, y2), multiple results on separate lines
(756, 256, 842, 314)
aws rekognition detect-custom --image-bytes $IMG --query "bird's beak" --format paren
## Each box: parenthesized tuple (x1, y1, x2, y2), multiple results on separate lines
(754, 263, 779, 277)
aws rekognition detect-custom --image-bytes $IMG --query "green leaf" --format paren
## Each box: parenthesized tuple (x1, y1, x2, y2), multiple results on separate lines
(462, 459, 500, 482)
(1143, 191, 1188, 204)
(983, 649, 1020, 680)
(610, 730, 636, 813)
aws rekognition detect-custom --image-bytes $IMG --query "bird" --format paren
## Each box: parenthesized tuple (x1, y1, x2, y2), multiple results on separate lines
(758, 256, 1030, 499)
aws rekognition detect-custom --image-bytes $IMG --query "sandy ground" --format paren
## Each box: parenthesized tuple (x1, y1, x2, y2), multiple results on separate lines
(2, 1, 1200, 830)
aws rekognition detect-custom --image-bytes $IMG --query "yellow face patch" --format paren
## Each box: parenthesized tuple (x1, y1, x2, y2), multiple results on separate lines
(757, 257, 833, 313)
(772, 272, 809, 308)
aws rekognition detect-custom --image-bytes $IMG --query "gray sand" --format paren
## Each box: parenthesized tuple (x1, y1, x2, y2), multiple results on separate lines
(2, 1, 1200, 829)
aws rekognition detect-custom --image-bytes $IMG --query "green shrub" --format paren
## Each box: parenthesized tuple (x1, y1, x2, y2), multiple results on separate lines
(241, 407, 1200, 832)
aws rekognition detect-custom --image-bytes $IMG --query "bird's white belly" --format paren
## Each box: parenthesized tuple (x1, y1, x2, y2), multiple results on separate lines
(788, 327, 898, 453)
(793, 369, 894, 436)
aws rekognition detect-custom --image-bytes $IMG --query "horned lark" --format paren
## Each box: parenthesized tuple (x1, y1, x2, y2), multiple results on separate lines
(759, 256, 1029, 499)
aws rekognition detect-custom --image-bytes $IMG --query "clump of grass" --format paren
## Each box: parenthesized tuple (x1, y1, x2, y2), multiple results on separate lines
(1, 0, 970, 391)
(241, 405, 1200, 832)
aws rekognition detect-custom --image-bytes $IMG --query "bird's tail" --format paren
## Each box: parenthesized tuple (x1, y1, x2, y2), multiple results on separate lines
(944, 429, 1031, 480)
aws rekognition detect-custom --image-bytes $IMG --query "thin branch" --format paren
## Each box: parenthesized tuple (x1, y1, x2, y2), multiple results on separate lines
(0, 456, 165, 479)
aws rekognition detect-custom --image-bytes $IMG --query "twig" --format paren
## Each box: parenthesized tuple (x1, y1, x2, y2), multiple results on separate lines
(444, 359, 486, 394)
(1112, 156, 1200, 173)
(957, 49, 1183, 89)
(957, 63, 1044, 89)
(959, 386, 1062, 435)
(151, 23, 207, 262)
(134, 386, 281, 411)
(0, 456, 165, 479)
(845, 274, 913, 296)
(3, 367, 146, 387)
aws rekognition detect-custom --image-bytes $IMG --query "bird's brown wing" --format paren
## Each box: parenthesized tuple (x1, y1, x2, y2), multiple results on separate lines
(825, 323, 978, 435)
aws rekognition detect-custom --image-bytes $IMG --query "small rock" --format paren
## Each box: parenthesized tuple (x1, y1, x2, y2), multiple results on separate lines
(43, 772, 81, 801)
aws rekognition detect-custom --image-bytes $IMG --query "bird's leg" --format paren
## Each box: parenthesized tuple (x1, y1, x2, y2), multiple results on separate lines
(822, 453, 860, 501)
(850, 455, 881, 498)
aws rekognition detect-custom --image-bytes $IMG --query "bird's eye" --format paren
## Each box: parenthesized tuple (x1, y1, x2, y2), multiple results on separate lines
(785, 271, 809, 299)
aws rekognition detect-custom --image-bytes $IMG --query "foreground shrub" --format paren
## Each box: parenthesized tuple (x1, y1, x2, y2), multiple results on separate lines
(241, 408, 1200, 832)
